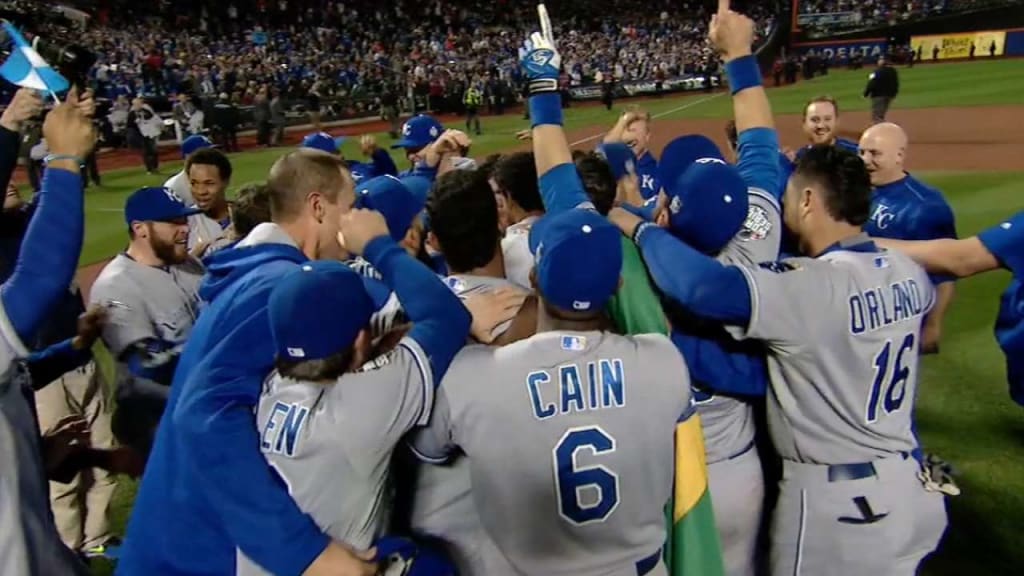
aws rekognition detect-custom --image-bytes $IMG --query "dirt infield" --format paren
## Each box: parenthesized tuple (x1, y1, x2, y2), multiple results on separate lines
(72, 102, 1024, 299)
(631, 105, 1024, 173)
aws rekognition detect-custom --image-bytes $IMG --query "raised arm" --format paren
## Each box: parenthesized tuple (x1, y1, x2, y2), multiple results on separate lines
(710, 0, 780, 197)
(608, 209, 752, 326)
(522, 4, 593, 214)
(1, 92, 94, 344)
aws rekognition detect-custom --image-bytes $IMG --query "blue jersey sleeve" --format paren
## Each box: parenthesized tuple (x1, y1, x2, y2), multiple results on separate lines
(777, 152, 794, 200)
(172, 309, 330, 575)
(669, 330, 767, 397)
(634, 224, 752, 325)
(978, 211, 1024, 275)
(363, 236, 471, 382)
(908, 201, 959, 284)
(736, 127, 781, 198)
(26, 338, 92, 390)
(369, 148, 398, 178)
(539, 163, 595, 216)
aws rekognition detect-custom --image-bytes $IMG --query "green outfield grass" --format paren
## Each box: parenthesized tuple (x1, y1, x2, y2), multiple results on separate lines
(86, 60, 1024, 575)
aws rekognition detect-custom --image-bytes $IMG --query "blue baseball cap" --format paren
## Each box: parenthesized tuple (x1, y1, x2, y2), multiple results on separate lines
(269, 261, 374, 363)
(391, 115, 444, 150)
(124, 187, 201, 225)
(354, 175, 429, 241)
(529, 210, 622, 313)
(181, 135, 215, 158)
(658, 135, 748, 254)
(595, 142, 637, 181)
(301, 132, 347, 154)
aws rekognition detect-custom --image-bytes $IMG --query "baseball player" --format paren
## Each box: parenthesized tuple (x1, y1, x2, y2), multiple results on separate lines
(603, 9, 782, 572)
(602, 106, 661, 201)
(300, 131, 398, 182)
(163, 134, 216, 204)
(0, 92, 95, 576)
(492, 151, 544, 290)
(89, 187, 204, 457)
(237, 202, 473, 575)
(860, 122, 957, 354)
(118, 150, 373, 576)
(183, 147, 235, 258)
(777, 96, 860, 205)
(877, 212, 1024, 406)
(611, 141, 947, 574)
(427, 169, 536, 344)
(391, 114, 446, 174)
(411, 208, 693, 576)
(344, 175, 432, 282)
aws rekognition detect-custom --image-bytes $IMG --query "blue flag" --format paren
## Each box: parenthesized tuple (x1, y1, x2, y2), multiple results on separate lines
(0, 22, 69, 96)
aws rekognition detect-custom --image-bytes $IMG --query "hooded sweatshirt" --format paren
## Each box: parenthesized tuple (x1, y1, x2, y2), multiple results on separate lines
(117, 223, 327, 576)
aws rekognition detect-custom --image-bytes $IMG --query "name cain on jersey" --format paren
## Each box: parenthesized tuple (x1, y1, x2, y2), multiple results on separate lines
(528, 358, 625, 421)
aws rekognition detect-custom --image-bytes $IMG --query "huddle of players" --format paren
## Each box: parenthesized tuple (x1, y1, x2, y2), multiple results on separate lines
(202, 4, 949, 576)
(36, 7, 1015, 576)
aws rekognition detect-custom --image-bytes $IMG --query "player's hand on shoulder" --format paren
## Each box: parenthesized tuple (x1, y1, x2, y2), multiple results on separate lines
(338, 208, 390, 256)
(463, 288, 528, 344)
(72, 304, 108, 351)
(303, 542, 378, 576)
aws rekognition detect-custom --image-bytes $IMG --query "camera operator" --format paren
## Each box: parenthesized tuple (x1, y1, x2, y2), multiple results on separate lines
(128, 97, 161, 174)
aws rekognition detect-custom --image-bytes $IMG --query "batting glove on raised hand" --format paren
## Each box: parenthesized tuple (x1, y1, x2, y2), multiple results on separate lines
(518, 4, 561, 95)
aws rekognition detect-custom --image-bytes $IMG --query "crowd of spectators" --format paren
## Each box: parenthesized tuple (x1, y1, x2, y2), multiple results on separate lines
(5, 0, 776, 114)
(796, 0, 1017, 36)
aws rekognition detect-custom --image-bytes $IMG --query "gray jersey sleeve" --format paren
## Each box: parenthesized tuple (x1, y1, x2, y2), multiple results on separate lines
(89, 280, 154, 357)
(407, 388, 456, 463)
(720, 189, 783, 268)
(735, 259, 840, 346)
(339, 336, 435, 444)
(501, 231, 534, 291)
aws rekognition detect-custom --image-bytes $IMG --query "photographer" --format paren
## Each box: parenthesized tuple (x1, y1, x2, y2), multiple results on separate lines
(128, 97, 161, 174)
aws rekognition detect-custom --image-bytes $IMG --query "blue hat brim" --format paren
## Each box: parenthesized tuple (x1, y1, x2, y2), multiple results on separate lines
(390, 138, 428, 150)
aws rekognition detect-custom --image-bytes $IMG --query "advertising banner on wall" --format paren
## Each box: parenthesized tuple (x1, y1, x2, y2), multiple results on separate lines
(791, 38, 888, 61)
(911, 30, 1007, 60)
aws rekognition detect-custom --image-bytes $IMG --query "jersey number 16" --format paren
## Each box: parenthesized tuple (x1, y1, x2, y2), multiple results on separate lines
(866, 333, 915, 424)
(553, 426, 620, 526)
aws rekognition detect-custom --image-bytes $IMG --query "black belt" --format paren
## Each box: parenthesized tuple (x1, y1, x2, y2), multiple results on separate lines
(636, 549, 662, 575)
(826, 451, 911, 483)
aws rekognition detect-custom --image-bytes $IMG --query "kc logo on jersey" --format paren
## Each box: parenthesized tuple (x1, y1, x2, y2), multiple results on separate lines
(870, 203, 896, 230)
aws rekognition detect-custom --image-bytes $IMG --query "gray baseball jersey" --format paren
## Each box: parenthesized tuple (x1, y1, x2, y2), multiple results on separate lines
(236, 337, 434, 576)
(163, 171, 194, 206)
(0, 305, 88, 575)
(443, 273, 528, 341)
(89, 254, 203, 397)
(188, 212, 233, 258)
(412, 332, 692, 576)
(501, 215, 540, 290)
(734, 234, 935, 463)
(699, 188, 781, 464)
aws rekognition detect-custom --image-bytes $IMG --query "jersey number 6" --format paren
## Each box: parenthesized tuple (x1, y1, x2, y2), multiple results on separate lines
(866, 333, 915, 424)
(553, 426, 620, 525)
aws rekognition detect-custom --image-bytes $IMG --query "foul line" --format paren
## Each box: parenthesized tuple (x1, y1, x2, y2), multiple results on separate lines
(568, 92, 726, 147)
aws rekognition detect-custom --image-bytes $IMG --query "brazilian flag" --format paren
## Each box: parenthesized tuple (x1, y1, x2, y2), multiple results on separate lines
(606, 237, 726, 576)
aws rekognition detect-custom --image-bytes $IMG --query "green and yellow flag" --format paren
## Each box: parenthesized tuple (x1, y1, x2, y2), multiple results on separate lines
(606, 237, 726, 576)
